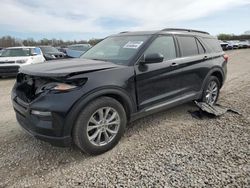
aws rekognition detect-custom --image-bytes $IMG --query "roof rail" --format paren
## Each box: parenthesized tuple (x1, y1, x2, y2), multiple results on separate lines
(161, 28, 209, 35)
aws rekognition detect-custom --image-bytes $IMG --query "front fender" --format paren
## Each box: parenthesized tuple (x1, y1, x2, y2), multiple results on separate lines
(63, 86, 136, 136)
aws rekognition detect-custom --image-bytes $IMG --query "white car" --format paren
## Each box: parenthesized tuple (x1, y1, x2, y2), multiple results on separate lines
(0, 46, 45, 77)
(238, 41, 249, 48)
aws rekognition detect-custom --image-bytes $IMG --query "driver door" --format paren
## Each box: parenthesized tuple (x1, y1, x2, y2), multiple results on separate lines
(135, 35, 187, 110)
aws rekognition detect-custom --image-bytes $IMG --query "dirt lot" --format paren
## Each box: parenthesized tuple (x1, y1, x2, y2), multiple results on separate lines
(0, 49, 250, 187)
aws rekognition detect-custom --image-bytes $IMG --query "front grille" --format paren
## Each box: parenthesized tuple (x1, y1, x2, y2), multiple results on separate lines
(0, 66, 19, 73)
(0, 61, 15, 64)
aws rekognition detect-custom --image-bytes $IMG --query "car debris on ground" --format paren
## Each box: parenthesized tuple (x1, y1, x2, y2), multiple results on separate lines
(189, 101, 241, 119)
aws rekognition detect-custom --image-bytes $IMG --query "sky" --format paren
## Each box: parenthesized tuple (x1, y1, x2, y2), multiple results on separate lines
(0, 0, 250, 40)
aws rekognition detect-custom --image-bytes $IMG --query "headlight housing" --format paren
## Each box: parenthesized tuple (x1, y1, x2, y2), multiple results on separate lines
(16, 59, 28, 64)
(35, 78, 88, 95)
(52, 83, 77, 91)
(41, 82, 77, 92)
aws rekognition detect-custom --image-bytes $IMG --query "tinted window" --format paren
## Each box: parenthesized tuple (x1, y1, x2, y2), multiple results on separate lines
(196, 39, 205, 54)
(177, 36, 199, 57)
(202, 38, 222, 53)
(145, 36, 176, 60)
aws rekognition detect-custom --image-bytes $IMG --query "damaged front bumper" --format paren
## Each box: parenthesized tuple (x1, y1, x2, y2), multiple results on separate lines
(11, 77, 84, 146)
(12, 96, 72, 146)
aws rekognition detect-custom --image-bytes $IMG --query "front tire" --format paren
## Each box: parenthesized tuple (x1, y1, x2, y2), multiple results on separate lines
(73, 97, 127, 155)
(201, 76, 220, 105)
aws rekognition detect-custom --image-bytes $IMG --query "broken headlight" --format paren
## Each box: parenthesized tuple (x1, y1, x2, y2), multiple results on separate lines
(36, 83, 77, 94)
(51, 83, 77, 91)
(35, 78, 87, 95)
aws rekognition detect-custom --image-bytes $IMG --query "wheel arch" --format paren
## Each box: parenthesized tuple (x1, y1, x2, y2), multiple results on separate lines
(210, 71, 223, 88)
(202, 67, 225, 91)
(63, 87, 136, 136)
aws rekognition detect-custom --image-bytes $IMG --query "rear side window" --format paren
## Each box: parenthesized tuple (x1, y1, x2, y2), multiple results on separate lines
(202, 38, 222, 53)
(177, 36, 199, 57)
(145, 36, 176, 60)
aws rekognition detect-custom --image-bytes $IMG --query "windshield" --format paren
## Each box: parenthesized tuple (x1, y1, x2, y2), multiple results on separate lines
(81, 35, 150, 65)
(40, 46, 60, 53)
(0, 48, 32, 57)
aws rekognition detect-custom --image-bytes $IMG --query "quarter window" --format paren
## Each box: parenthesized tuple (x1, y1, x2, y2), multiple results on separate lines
(202, 38, 222, 53)
(177, 36, 199, 57)
(145, 36, 176, 60)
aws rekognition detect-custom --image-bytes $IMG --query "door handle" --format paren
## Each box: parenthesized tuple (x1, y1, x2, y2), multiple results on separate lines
(170, 62, 179, 67)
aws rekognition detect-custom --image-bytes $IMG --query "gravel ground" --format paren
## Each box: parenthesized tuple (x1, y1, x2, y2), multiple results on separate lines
(0, 49, 250, 187)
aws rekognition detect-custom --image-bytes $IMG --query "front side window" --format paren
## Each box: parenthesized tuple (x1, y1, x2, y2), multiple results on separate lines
(144, 36, 176, 60)
(177, 36, 199, 57)
(81, 35, 150, 65)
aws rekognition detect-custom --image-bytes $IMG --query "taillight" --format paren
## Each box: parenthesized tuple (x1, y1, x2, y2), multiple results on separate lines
(223, 54, 229, 62)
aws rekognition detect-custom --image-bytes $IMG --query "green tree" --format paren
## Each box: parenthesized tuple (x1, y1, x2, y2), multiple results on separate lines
(217, 34, 233, 41)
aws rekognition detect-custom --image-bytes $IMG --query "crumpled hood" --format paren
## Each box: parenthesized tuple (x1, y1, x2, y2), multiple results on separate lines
(19, 58, 121, 77)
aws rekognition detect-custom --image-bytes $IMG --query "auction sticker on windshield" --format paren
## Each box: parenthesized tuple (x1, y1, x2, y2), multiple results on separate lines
(123, 41, 143, 49)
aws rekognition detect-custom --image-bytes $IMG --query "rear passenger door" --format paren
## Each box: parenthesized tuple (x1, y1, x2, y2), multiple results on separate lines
(175, 35, 207, 94)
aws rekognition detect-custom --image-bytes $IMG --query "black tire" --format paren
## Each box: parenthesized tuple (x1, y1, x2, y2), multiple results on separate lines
(73, 97, 127, 155)
(201, 76, 221, 105)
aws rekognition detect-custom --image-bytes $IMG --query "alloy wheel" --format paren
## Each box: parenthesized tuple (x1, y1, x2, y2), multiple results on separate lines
(205, 80, 219, 104)
(87, 107, 120, 146)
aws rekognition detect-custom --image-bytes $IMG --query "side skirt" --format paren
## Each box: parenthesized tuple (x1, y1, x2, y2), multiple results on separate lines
(130, 92, 201, 122)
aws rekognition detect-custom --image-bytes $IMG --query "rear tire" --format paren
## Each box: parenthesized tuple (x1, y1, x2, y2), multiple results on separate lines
(201, 76, 220, 105)
(73, 97, 127, 155)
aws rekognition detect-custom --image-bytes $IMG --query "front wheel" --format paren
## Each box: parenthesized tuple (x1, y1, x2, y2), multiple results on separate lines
(73, 97, 127, 155)
(201, 76, 220, 105)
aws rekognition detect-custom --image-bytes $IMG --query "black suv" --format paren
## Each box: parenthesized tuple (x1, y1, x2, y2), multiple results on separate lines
(12, 28, 228, 155)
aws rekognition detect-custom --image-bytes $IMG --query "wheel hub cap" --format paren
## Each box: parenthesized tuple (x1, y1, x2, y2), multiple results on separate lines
(205, 81, 218, 105)
(87, 107, 120, 146)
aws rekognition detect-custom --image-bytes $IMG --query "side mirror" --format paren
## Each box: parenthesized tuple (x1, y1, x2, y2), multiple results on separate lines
(32, 52, 38, 56)
(141, 53, 164, 64)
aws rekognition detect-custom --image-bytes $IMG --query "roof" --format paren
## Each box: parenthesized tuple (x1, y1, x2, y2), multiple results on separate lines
(115, 28, 212, 37)
(6, 46, 37, 49)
